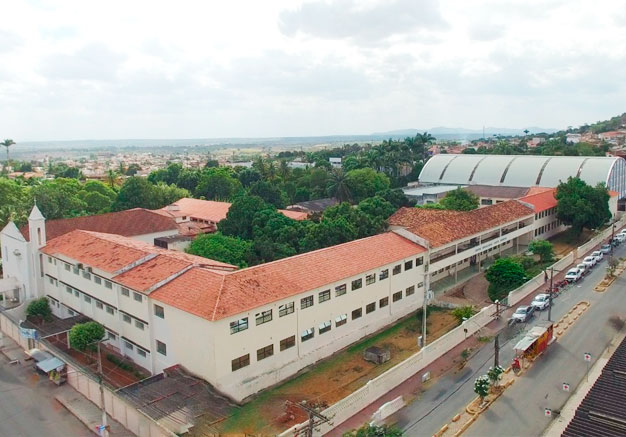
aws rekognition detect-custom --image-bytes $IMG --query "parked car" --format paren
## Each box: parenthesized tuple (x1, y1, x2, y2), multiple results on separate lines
(592, 250, 604, 262)
(582, 256, 596, 268)
(565, 268, 583, 282)
(601, 244, 612, 254)
(531, 293, 551, 311)
(576, 263, 587, 276)
(512, 305, 535, 323)
(612, 238, 621, 247)
(616, 234, 626, 243)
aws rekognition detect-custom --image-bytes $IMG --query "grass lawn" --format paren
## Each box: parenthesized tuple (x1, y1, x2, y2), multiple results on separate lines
(216, 307, 457, 435)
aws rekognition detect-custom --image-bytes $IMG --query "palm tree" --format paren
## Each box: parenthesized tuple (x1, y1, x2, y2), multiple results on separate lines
(106, 169, 120, 188)
(327, 169, 351, 203)
(2, 139, 16, 165)
(278, 159, 290, 180)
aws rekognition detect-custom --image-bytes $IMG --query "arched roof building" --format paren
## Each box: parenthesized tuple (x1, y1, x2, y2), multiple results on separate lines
(418, 155, 626, 198)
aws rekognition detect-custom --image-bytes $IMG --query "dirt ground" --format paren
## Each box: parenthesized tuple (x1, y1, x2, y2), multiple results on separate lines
(438, 274, 491, 308)
(220, 310, 459, 435)
(550, 229, 594, 257)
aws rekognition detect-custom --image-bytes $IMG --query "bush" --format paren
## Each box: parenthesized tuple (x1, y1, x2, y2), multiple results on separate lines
(487, 365, 504, 386)
(26, 297, 52, 321)
(106, 353, 134, 371)
(474, 375, 491, 400)
(529, 240, 554, 262)
(69, 322, 105, 351)
(343, 423, 403, 437)
(510, 255, 535, 271)
(486, 258, 527, 302)
(452, 306, 477, 324)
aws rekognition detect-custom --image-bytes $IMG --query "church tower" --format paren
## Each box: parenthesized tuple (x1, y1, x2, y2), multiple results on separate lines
(27, 205, 46, 299)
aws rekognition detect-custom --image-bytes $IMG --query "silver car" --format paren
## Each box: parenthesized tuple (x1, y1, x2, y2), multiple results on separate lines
(531, 293, 550, 311)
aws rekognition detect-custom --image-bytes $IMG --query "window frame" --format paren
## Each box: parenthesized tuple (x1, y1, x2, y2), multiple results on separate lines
(379, 269, 389, 280)
(231, 353, 250, 371)
(156, 340, 167, 356)
(319, 320, 331, 334)
(379, 297, 389, 308)
(279, 302, 294, 317)
(255, 309, 273, 326)
(280, 335, 296, 351)
(351, 308, 362, 320)
(256, 344, 274, 361)
(154, 304, 165, 319)
(393, 291, 403, 302)
(335, 284, 347, 297)
(365, 273, 376, 286)
(351, 278, 362, 291)
(230, 317, 249, 334)
(301, 295, 314, 309)
(366, 302, 376, 314)
(393, 265, 402, 275)
(301, 328, 314, 342)
(335, 314, 348, 327)
(318, 289, 331, 303)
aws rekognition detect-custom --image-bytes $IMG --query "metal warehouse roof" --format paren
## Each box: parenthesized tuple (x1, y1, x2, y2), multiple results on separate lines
(418, 155, 626, 198)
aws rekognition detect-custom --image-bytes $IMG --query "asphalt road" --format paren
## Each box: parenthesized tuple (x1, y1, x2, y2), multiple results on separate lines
(0, 350, 90, 436)
(395, 245, 626, 437)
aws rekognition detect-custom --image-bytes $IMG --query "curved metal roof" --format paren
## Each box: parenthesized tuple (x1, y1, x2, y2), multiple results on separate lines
(419, 155, 625, 197)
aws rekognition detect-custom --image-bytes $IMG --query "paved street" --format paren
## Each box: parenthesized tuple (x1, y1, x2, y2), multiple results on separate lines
(395, 244, 626, 437)
(0, 346, 91, 437)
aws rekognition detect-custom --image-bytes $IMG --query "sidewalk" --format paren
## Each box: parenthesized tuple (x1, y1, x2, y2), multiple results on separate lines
(55, 386, 133, 436)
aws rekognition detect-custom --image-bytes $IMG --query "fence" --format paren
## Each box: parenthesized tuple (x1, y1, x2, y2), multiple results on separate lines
(0, 309, 176, 437)
(281, 221, 626, 436)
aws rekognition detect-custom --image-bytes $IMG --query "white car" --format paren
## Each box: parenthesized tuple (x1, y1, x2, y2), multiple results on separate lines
(565, 268, 583, 282)
(531, 293, 551, 311)
(582, 256, 596, 268)
(601, 244, 612, 254)
(576, 263, 587, 276)
(616, 234, 626, 243)
(592, 250, 604, 262)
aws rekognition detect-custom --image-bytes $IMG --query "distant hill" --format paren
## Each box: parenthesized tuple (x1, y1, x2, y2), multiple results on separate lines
(372, 126, 558, 138)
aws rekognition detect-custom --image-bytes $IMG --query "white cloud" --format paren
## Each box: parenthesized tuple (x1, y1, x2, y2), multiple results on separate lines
(0, 0, 624, 140)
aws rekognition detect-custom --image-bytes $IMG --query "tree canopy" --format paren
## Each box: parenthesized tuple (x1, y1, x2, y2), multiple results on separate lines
(555, 177, 611, 234)
(187, 233, 253, 267)
(439, 188, 479, 211)
(485, 258, 527, 301)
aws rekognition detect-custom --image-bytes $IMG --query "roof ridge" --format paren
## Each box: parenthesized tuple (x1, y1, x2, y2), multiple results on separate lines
(210, 274, 227, 321)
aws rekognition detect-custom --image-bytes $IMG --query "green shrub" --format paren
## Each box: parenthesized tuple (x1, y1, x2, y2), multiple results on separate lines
(452, 306, 477, 324)
(26, 297, 52, 321)
(69, 322, 105, 351)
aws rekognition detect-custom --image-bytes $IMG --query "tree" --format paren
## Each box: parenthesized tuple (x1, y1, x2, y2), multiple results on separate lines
(439, 188, 479, 211)
(112, 177, 156, 211)
(125, 163, 142, 176)
(0, 177, 29, 228)
(485, 258, 527, 301)
(249, 180, 287, 208)
(152, 183, 189, 209)
(327, 168, 351, 202)
(555, 177, 611, 234)
(487, 365, 505, 387)
(474, 375, 491, 401)
(106, 169, 121, 188)
(528, 239, 554, 263)
(375, 188, 413, 209)
(343, 423, 403, 437)
(187, 233, 252, 268)
(26, 297, 52, 321)
(219, 193, 270, 239)
(452, 306, 477, 324)
(237, 168, 262, 188)
(345, 168, 390, 203)
(1, 139, 15, 164)
(31, 178, 87, 219)
(69, 321, 105, 351)
(79, 180, 116, 214)
(195, 168, 242, 201)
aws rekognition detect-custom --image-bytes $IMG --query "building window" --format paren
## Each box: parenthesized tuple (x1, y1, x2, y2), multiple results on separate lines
(257, 345, 274, 361)
(121, 287, 129, 297)
(122, 314, 131, 324)
(366, 274, 376, 286)
(335, 314, 347, 327)
(82, 271, 91, 280)
(318, 289, 331, 303)
(379, 269, 389, 280)
(393, 291, 403, 302)
(301, 328, 314, 342)
(106, 306, 115, 315)
(94, 276, 102, 285)
(96, 301, 103, 310)
(48, 276, 54, 285)
(416, 257, 424, 266)
(230, 317, 249, 334)
(301, 295, 314, 309)
(379, 297, 389, 308)
(133, 292, 142, 302)
(156, 340, 167, 356)
(351, 278, 362, 291)
(406, 286, 415, 296)
(135, 320, 144, 330)
(104, 280, 112, 289)
(231, 354, 249, 371)
(73, 266, 79, 275)
(67, 309, 75, 316)
(352, 308, 362, 320)
(319, 320, 331, 334)
(124, 340, 134, 351)
(335, 284, 347, 297)
(137, 348, 147, 358)
(366, 302, 376, 314)
(418, 282, 424, 288)
(66, 286, 72, 294)
(107, 332, 116, 341)
(64, 263, 71, 271)
(279, 302, 294, 317)
(73, 290, 79, 298)
(280, 335, 296, 351)
(393, 265, 402, 275)
(405, 260, 413, 271)
(154, 305, 164, 319)
(47, 256, 52, 264)
(255, 310, 272, 325)
(481, 199, 493, 205)
(83, 295, 91, 304)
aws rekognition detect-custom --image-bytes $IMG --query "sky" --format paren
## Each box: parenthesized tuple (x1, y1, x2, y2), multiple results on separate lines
(1, 0, 625, 141)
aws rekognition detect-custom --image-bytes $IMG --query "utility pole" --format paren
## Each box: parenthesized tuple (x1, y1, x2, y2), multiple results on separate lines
(97, 342, 109, 437)
(494, 334, 500, 368)
(287, 400, 331, 437)
(548, 267, 554, 322)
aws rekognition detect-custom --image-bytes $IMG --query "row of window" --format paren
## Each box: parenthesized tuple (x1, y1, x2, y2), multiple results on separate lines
(534, 220, 562, 236)
(230, 287, 418, 372)
(534, 207, 556, 220)
(229, 257, 424, 335)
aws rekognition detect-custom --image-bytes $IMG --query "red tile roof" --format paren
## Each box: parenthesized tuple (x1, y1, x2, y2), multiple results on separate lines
(519, 188, 558, 213)
(388, 200, 534, 247)
(151, 232, 426, 321)
(20, 208, 179, 241)
(42, 230, 236, 288)
(159, 198, 308, 222)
